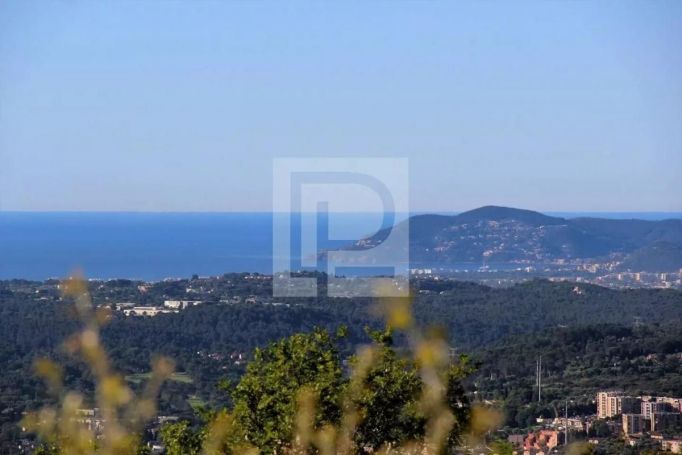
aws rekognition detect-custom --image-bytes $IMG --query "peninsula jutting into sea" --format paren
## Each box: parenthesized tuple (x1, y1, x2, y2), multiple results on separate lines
(2, 206, 681, 289)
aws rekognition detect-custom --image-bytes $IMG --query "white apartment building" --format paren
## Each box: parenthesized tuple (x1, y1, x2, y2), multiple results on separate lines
(642, 400, 671, 419)
(163, 300, 203, 309)
(597, 391, 639, 418)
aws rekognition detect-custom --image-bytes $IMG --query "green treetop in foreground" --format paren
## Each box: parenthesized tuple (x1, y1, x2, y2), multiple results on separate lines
(161, 326, 476, 453)
(231, 328, 345, 452)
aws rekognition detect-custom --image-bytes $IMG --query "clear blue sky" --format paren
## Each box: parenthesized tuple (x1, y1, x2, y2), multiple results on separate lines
(1, 1, 680, 212)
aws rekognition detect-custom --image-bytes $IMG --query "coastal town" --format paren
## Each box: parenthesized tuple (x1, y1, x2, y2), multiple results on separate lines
(500, 391, 682, 454)
(412, 265, 682, 290)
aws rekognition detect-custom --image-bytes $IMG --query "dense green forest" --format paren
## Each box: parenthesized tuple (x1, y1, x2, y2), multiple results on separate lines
(472, 323, 682, 428)
(1, 277, 682, 452)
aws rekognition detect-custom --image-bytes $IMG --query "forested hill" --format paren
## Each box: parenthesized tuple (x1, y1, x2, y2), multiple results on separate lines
(349, 206, 682, 270)
(472, 323, 682, 428)
(2, 278, 681, 377)
(2, 278, 682, 357)
(410, 279, 682, 346)
(1, 278, 682, 446)
(476, 323, 682, 395)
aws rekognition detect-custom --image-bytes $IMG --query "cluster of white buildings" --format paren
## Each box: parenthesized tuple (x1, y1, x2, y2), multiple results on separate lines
(115, 300, 203, 317)
(596, 391, 682, 452)
(410, 268, 433, 275)
(593, 270, 682, 289)
(597, 391, 682, 420)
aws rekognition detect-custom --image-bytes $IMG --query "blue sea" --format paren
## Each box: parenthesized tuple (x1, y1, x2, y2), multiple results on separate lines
(0, 212, 407, 280)
(0, 211, 680, 281)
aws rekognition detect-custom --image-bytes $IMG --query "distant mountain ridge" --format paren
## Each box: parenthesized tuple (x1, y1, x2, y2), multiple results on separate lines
(349, 206, 682, 271)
